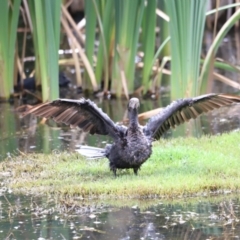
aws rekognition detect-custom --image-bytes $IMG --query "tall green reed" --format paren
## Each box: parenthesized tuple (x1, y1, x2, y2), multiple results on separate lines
(112, 0, 145, 97)
(84, 0, 97, 90)
(141, 0, 157, 92)
(93, 0, 113, 92)
(3, 0, 238, 102)
(0, 0, 21, 100)
(28, 0, 61, 101)
(165, 0, 207, 99)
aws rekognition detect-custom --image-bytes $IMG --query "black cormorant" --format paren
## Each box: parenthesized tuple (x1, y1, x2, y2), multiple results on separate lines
(20, 94, 240, 175)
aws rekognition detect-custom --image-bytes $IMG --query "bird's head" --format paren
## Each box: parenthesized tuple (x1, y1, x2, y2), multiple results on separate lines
(128, 98, 140, 110)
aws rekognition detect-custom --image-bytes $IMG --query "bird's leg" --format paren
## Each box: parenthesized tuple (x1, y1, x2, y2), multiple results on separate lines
(110, 163, 117, 177)
(113, 168, 117, 177)
(133, 167, 139, 175)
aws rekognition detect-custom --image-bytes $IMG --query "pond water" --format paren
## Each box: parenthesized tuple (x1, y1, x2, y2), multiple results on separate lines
(1, 191, 240, 240)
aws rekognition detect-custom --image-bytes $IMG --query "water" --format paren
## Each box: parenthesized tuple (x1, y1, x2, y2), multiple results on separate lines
(1, 191, 240, 239)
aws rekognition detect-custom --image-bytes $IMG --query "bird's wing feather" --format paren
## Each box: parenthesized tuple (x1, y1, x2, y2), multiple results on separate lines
(20, 98, 125, 139)
(143, 93, 240, 140)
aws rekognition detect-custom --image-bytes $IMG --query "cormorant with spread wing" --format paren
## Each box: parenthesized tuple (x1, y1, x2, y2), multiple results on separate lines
(20, 94, 240, 176)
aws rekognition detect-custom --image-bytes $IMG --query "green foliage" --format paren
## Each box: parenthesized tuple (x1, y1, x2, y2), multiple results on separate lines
(165, 0, 207, 99)
(28, 0, 61, 101)
(113, 0, 145, 96)
(82, 0, 163, 96)
(2, 131, 240, 198)
(142, 0, 157, 92)
(84, 0, 97, 89)
(0, 0, 21, 100)
(94, 0, 113, 92)
(1, 1, 240, 100)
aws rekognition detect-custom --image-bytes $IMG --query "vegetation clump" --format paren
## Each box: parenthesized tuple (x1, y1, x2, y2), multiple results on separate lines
(1, 131, 240, 199)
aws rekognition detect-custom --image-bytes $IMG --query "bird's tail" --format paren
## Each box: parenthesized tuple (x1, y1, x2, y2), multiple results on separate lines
(76, 146, 106, 159)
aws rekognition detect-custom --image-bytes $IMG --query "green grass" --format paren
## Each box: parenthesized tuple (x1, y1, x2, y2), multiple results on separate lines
(1, 130, 240, 199)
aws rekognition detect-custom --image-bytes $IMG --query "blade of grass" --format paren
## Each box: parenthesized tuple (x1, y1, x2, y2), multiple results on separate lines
(84, 0, 97, 90)
(206, 2, 240, 16)
(34, 1, 49, 101)
(113, 0, 145, 97)
(93, 0, 114, 92)
(27, 0, 41, 87)
(0, 0, 21, 99)
(0, 0, 9, 98)
(200, 58, 240, 73)
(27, 0, 61, 101)
(142, 0, 157, 92)
(157, 0, 170, 59)
(44, 0, 61, 100)
(152, 36, 171, 69)
(50, 0, 61, 99)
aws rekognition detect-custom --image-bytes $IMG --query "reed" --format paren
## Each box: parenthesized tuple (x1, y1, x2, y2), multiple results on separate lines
(1, 1, 240, 101)
(141, 0, 157, 92)
(0, 0, 21, 100)
(84, 0, 97, 90)
(112, 0, 145, 97)
(28, 0, 61, 101)
(165, 0, 207, 99)
(200, 8, 240, 94)
(93, 0, 113, 92)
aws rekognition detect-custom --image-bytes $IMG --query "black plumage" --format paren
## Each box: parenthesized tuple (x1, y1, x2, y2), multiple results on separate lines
(20, 93, 240, 175)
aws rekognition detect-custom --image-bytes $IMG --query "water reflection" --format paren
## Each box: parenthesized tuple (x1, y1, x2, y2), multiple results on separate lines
(0, 192, 240, 239)
(1, 98, 240, 161)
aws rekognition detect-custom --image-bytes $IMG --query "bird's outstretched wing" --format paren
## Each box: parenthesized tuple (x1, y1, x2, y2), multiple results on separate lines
(143, 94, 240, 140)
(19, 98, 125, 139)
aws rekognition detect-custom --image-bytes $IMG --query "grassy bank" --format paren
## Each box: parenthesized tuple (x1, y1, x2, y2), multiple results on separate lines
(1, 131, 240, 199)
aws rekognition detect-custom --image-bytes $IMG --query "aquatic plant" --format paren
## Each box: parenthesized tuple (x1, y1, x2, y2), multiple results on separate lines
(0, 0, 21, 101)
(165, 0, 207, 99)
(27, 0, 61, 101)
(1, 0, 240, 100)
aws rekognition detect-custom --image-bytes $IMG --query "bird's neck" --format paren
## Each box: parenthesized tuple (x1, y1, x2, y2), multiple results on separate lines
(128, 108, 139, 128)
